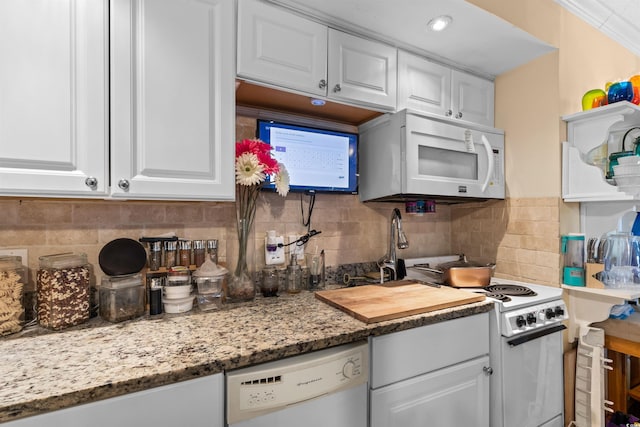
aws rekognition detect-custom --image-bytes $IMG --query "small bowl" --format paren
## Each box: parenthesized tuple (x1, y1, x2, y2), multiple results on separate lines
(162, 295, 194, 313)
(163, 284, 192, 299)
(617, 155, 640, 166)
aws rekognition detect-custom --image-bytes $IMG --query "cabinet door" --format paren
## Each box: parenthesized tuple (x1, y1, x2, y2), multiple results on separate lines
(370, 356, 490, 427)
(328, 29, 397, 111)
(0, 0, 108, 197)
(111, 0, 235, 200)
(397, 50, 451, 116)
(237, 0, 327, 97)
(5, 374, 224, 427)
(451, 70, 494, 126)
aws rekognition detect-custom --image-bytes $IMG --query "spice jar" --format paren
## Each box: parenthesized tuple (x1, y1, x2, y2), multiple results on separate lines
(164, 240, 177, 268)
(0, 256, 27, 336)
(148, 241, 162, 271)
(178, 240, 192, 267)
(193, 240, 206, 267)
(207, 239, 219, 264)
(99, 274, 145, 323)
(37, 253, 91, 330)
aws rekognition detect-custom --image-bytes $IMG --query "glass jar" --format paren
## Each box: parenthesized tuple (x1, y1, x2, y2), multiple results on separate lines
(193, 259, 227, 311)
(260, 267, 279, 297)
(99, 274, 145, 323)
(148, 241, 162, 271)
(206, 239, 219, 264)
(37, 253, 91, 330)
(178, 240, 192, 267)
(164, 240, 177, 268)
(193, 240, 206, 267)
(0, 256, 27, 336)
(286, 255, 303, 294)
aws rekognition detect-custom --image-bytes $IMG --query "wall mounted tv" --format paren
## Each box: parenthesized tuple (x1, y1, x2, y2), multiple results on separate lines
(257, 120, 358, 194)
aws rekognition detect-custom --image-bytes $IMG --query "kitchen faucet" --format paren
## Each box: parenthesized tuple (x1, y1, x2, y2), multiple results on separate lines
(377, 208, 409, 282)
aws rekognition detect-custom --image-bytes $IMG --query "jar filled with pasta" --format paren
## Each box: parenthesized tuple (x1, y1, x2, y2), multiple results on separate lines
(0, 256, 27, 336)
(37, 253, 92, 330)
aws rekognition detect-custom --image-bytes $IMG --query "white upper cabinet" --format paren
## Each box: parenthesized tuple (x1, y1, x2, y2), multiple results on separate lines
(327, 29, 397, 111)
(0, 0, 109, 197)
(398, 50, 494, 127)
(110, 0, 235, 200)
(237, 0, 397, 111)
(237, 0, 327, 97)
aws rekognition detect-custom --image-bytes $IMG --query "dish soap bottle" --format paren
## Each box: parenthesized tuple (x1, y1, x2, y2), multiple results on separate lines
(286, 254, 302, 294)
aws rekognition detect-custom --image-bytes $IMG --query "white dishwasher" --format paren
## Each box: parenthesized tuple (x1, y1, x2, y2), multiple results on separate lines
(226, 342, 368, 427)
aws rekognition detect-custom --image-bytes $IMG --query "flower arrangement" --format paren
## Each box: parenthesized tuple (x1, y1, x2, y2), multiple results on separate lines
(229, 138, 289, 301)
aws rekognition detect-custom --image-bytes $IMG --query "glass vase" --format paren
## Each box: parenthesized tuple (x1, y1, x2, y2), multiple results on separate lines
(227, 218, 256, 302)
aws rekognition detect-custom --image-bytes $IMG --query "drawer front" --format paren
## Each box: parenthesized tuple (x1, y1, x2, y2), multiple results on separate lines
(370, 313, 489, 389)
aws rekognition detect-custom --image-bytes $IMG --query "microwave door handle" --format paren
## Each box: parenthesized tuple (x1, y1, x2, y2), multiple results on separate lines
(480, 135, 495, 193)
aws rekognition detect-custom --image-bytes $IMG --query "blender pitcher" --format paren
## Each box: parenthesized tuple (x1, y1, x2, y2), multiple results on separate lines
(561, 234, 585, 286)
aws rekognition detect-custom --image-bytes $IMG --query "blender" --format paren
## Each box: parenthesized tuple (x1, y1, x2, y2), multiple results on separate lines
(561, 233, 585, 286)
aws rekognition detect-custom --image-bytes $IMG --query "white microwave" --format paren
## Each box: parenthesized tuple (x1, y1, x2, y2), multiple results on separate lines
(358, 109, 505, 203)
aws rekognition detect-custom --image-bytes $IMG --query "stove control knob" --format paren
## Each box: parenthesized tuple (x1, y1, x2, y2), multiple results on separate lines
(554, 306, 565, 317)
(516, 315, 526, 328)
(545, 308, 556, 319)
(526, 313, 537, 325)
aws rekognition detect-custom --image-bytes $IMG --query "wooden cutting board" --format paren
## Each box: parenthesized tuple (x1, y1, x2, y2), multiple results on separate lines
(315, 283, 485, 323)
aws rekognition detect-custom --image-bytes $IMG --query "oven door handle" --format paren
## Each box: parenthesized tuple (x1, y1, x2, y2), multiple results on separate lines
(507, 324, 566, 347)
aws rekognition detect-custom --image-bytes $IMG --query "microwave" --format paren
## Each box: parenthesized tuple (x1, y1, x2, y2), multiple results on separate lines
(358, 109, 505, 203)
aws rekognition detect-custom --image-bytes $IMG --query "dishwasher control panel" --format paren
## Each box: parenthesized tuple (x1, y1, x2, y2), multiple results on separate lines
(227, 342, 368, 424)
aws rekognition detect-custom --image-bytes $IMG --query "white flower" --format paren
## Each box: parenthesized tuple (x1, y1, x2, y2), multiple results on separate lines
(235, 152, 265, 186)
(274, 163, 290, 197)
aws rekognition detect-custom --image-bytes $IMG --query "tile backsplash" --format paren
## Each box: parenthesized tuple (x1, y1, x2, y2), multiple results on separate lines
(0, 115, 561, 290)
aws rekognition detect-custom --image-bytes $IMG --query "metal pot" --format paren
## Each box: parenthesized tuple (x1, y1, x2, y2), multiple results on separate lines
(411, 255, 496, 287)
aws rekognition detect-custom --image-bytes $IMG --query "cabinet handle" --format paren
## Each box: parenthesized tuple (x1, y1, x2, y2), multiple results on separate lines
(483, 366, 493, 376)
(118, 179, 130, 191)
(445, 109, 453, 116)
(333, 84, 341, 93)
(84, 177, 98, 189)
(456, 112, 463, 119)
(318, 79, 327, 89)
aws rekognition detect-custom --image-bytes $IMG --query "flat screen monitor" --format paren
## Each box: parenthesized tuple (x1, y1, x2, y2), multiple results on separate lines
(257, 120, 358, 194)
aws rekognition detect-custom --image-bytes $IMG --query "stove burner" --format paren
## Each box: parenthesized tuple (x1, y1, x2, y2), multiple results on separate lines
(484, 293, 511, 303)
(485, 284, 537, 297)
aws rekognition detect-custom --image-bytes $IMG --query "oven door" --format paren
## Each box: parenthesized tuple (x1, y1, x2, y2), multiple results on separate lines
(496, 325, 565, 427)
(403, 115, 504, 199)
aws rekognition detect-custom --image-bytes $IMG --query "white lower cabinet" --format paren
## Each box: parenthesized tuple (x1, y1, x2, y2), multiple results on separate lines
(4, 374, 224, 427)
(370, 356, 490, 427)
(369, 313, 490, 427)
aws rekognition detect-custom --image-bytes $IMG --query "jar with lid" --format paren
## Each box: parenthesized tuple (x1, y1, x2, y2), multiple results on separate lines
(165, 267, 192, 298)
(99, 273, 145, 322)
(193, 258, 227, 310)
(148, 241, 162, 271)
(285, 254, 303, 294)
(164, 240, 177, 268)
(0, 256, 27, 336)
(206, 239, 219, 264)
(193, 240, 206, 267)
(178, 240, 192, 267)
(37, 253, 92, 330)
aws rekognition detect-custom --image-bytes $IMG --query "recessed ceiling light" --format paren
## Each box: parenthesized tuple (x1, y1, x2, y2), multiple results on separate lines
(427, 15, 452, 32)
(310, 98, 326, 106)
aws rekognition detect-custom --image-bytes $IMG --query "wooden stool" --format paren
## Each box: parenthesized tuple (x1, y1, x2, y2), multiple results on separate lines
(593, 312, 640, 414)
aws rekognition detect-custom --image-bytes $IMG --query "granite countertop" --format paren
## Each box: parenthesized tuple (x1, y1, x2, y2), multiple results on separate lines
(0, 289, 494, 423)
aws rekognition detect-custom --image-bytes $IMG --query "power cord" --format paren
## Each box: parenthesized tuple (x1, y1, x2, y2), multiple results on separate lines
(278, 230, 322, 248)
(300, 191, 316, 231)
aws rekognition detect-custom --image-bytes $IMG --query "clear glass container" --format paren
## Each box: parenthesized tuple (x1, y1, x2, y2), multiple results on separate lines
(286, 255, 303, 294)
(193, 259, 227, 310)
(260, 267, 279, 297)
(37, 253, 91, 330)
(99, 274, 145, 323)
(0, 256, 27, 336)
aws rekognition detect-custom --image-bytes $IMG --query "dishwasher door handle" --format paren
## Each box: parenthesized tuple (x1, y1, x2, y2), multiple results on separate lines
(507, 324, 566, 347)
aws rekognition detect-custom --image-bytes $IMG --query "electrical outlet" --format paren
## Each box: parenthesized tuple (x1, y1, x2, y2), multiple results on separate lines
(288, 235, 305, 261)
(0, 248, 28, 264)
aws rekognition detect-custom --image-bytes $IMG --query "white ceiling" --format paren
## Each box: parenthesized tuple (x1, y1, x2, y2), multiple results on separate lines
(555, 0, 640, 57)
(269, 0, 556, 79)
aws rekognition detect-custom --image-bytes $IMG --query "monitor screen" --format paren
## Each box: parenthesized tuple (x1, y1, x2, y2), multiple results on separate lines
(257, 120, 358, 194)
